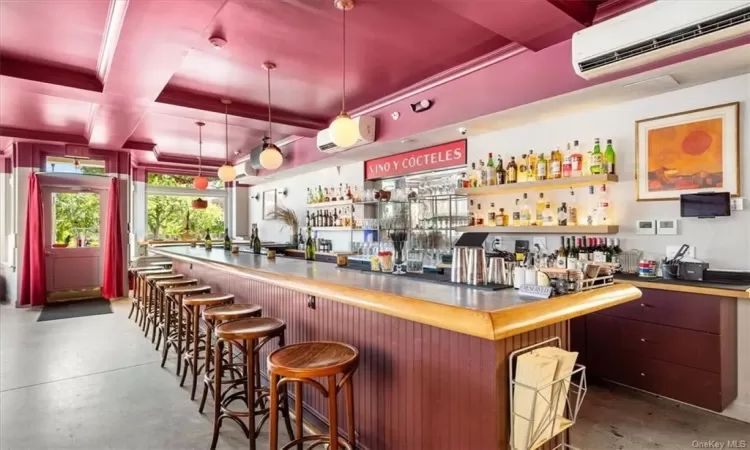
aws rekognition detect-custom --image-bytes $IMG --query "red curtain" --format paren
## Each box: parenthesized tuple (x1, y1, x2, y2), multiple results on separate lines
(102, 177, 124, 299)
(19, 173, 46, 306)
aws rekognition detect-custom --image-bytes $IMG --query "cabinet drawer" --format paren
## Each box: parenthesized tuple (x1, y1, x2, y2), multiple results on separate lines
(587, 313, 720, 373)
(597, 289, 721, 333)
(588, 346, 726, 411)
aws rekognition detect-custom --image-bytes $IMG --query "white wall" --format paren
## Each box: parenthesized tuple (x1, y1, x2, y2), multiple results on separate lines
(249, 162, 365, 250)
(467, 74, 750, 270)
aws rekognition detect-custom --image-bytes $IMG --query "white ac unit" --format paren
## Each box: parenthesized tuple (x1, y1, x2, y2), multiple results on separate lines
(316, 115, 376, 154)
(572, 0, 750, 80)
(233, 160, 256, 180)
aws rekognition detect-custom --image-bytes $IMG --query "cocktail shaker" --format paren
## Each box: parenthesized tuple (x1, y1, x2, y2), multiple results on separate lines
(467, 247, 487, 285)
(451, 247, 468, 283)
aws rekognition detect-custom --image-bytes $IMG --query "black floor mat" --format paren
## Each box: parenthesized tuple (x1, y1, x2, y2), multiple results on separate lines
(37, 298, 113, 322)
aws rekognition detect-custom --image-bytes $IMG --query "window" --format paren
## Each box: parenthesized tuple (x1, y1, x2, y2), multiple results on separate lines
(147, 195, 225, 239)
(147, 173, 223, 190)
(45, 156, 106, 175)
(51, 192, 101, 247)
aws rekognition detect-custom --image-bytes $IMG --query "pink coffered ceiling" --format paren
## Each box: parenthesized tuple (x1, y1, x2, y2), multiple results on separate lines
(0, 0, 636, 172)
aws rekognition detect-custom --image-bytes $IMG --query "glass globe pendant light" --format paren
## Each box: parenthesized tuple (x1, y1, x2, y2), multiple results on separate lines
(217, 99, 237, 183)
(330, 0, 358, 148)
(259, 61, 283, 170)
(192, 121, 209, 190)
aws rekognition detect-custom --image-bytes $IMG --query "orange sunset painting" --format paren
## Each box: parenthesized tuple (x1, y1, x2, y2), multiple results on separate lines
(646, 117, 723, 192)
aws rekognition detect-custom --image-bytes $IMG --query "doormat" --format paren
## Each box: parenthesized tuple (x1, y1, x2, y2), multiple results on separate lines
(37, 298, 113, 322)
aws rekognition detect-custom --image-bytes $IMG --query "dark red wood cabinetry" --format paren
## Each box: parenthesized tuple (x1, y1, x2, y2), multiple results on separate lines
(572, 287, 737, 412)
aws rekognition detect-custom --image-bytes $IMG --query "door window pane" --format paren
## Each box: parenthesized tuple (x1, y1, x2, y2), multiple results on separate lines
(52, 193, 100, 247)
(147, 195, 225, 239)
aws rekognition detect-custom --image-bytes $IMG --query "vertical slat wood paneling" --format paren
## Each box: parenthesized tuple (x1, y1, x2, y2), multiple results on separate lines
(175, 260, 573, 450)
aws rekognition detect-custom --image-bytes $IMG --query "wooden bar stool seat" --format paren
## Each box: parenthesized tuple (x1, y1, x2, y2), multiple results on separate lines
(160, 284, 210, 374)
(130, 268, 172, 324)
(179, 293, 236, 399)
(199, 304, 263, 414)
(268, 342, 360, 450)
(143, 273, 183, 341)
(154, 278, 198, 350)
(210, 317, 294, 450)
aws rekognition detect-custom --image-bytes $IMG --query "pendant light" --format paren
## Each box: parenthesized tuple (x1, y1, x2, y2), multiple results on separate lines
(259, 61, 284, 170)
(330, 0, 358, 148)
(192, 121, 209, 190)
(217, 99, 237, 182)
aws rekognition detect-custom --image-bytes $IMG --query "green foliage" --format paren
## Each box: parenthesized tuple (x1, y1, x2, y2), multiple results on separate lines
(147, 195, 224, 238)
(53, 193, 100, 245)
(147, 173, 223, 189)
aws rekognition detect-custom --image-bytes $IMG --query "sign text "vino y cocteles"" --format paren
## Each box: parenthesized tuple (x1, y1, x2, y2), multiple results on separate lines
(364, 140, 467, 180)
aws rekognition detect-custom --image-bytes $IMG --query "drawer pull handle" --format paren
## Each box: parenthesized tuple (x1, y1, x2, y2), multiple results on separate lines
(640, 338, 647, 342)
(640, 372, 646, 377)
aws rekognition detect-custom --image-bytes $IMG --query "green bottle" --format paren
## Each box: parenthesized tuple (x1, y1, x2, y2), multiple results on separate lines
(305, 227, 315, 261)
(223, 228, 231, 251)
(590, 138, 603, 175)
(252, 225, 261, 254)
(204, 229, 212, 250)
(604, 139, 616, 175)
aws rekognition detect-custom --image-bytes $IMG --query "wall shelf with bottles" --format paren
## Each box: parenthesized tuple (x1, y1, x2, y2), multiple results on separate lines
(311, 226, 377, 232)
(306, 200, 355, 209)
(454, 225, 619, 234)
(455, 174, 618, 196)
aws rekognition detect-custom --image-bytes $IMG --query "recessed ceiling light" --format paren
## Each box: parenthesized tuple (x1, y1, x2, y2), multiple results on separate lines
(209, 36, 227, 50)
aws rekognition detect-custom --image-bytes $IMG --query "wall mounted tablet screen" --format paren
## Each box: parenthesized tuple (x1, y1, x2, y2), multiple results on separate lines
(680, 192, 730, 217)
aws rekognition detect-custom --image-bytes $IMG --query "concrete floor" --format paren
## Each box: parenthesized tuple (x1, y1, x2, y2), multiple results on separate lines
(1, 299, 748, 449)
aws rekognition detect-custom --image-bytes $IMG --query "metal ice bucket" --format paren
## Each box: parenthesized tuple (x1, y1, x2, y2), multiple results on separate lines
(467, 247, 487, 285)
(488, 257, 507, 284)
(451, 247, 468, 283)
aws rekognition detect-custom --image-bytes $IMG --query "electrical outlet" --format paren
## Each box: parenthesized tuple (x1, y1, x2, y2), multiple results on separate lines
(666, 245, 696, 259)
(533, 237, 546, 251)
(730, 197, 745, 211)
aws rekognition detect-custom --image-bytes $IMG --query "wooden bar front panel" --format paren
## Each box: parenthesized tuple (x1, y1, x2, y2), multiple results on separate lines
(174, 259, 573, 450)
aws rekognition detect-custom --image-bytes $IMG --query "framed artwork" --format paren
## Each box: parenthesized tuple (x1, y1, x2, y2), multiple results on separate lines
(635, 102, 740, 201)
(262, 189, 277, 218)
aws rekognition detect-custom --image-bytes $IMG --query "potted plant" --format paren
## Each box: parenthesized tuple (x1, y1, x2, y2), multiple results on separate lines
(265, 206, 300, 246)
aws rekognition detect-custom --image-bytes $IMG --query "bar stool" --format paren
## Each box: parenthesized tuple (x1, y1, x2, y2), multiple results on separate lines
(130, 268, 172, 325)
(154, 278, 198, 351)
(268, 342, 360, 450)
(211, 317, 295, 450)
(161, 284, 211, 375)
(149, 261, 172, 270)
(198, 304, 262, 414)
(143, 273, 184, 342)
(180, 293, 235, 399)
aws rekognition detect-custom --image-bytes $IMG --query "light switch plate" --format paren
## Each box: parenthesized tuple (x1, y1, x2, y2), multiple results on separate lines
(656, 219, 678, 235)
(636, 219, 657, 235)
(666, 245, 696, 259)
(730, 197, 745, 211)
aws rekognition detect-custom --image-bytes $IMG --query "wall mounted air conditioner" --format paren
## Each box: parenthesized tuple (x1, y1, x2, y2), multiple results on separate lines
(316, 116, 376, 154)
(234, 160, 256, 180)
(572, 0, 750, 80)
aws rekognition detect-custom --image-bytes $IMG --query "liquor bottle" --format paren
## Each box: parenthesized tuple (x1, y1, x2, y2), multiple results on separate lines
(470, 163, 478, 187)
(476, 203, 484, 226)
(518, 154, 528, 183)
(571, 140, 583, 177)
(460, 172, 470, 189)
(562, 142, 573, 178)
(535, 193, 546, 226)
(550, 147, 563, 179)
(347, 184, 354, 200)
(333, 209, 339, 227)
(468, 200, 476, 226)
(506, 157, 518, 184)
(567, 237, 577, 269)
(512, 199, 521, 226)
(612, 238, 622, 266)
(527, 150, 538, 182)
(590, 138, 603, 175)
(536, 153, 548, 181)
(543, 202, 554, 226)
(479, 159, 487, 187)
(498, 208, 509, 226)
(557, 237, 567, 268)
(252, 225, 261, 254)
(520, 193, 531, 226)
(578, 235, 589, 262)
(567, 188, 579, 226)
(305, 227, 315, 261)
(317, 185, 324, 203)
(597, 184, 610, 225)
(223, 228, 231, 251)
(565, 238, 573, 268)
(604, 139, 616, 175)
(486, 153, 496, 186)
(204, 228, 212, 250)
(585, 185, 598, 225)
(557, 202, 568, 226)
(487, 202, 496, 226)
(306, 211, 311, 227)
(324, 188, 330, 203)
(496, 157, 506, 185)
(306, 187, 312, 204)
(337, 183, 343, 201)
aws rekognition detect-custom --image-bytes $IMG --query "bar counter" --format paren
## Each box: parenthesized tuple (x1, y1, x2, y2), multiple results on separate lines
(150, 246, 642, 450)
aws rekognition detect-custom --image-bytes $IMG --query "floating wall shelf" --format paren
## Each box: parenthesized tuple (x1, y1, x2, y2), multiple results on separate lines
(455, 174, 619, 196)
(453, 225, 619, 234)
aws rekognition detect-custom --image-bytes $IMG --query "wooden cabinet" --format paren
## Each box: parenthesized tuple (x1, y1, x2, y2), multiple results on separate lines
(574, 288, 738, 412)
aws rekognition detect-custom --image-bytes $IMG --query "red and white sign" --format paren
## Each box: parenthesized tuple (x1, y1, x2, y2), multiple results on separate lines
(365, 140, 467, 180)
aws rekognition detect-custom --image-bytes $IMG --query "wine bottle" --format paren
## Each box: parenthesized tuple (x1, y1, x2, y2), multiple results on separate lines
(223, 228, 231, 251)
(578, 235, 589, 262)
(204, 228, 212, 250)
(305, 227, 315, 261)
(557, 237, 567, 268)
(252, 225, 261, 254)
(604, 139, 616, 175)
(567, 237, 578, 269)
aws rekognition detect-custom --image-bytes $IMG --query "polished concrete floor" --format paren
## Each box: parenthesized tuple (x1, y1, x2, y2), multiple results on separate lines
(1, 299, 749, 449)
